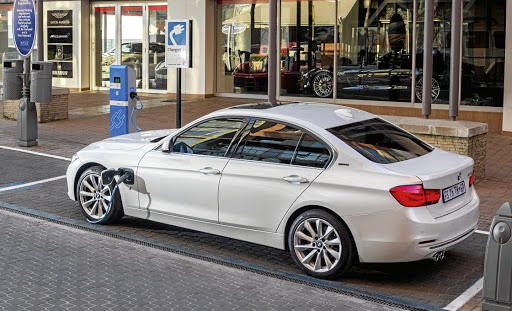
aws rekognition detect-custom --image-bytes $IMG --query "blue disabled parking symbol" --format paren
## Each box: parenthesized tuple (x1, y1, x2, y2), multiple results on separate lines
(168, 21, 187, 46)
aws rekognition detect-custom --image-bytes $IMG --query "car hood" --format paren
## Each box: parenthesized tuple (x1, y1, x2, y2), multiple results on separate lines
(84, 129, 177, 152)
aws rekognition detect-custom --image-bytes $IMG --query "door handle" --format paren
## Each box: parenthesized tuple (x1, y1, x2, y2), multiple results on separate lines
(199, 167, 220, 175)
(283, 175, 309, 184)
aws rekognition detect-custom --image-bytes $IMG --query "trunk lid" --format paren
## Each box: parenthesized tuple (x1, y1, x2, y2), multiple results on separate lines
(384, 148, 474, 218)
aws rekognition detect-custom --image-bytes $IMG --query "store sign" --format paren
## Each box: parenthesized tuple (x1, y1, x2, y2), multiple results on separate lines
(165, 19, 192, 68)
(222, 24, 246, 35)
(48, 28, 73, 44)
(13, 0, 36, 57)
(48, 10, 73, 78)
(47, 10, 72, 26)
(52, 62, 72, 78)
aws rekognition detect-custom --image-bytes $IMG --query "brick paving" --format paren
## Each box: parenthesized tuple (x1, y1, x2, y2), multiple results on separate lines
(1, 91, 511, 310)
(0, 209, 407, 311)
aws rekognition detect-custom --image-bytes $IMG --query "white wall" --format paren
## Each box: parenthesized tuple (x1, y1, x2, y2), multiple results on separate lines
(166, 0, 215, 96)
(503, 1, 512, 133)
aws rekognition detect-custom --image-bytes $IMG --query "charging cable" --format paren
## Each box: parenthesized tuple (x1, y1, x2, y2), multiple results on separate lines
(87, 173, 130, 224)
(130, 92, 143, 132)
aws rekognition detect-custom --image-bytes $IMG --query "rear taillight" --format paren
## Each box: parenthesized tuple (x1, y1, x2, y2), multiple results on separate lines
(390, 185, 441, 207)
(469, 171, 474, 187)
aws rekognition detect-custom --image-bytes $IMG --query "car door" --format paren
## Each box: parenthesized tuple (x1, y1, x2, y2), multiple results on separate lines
(218, 119, 332, 232)
(137, 117, 246, 223)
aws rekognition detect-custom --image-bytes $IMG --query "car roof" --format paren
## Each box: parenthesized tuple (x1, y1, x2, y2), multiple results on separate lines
(218, 102, 376, 129)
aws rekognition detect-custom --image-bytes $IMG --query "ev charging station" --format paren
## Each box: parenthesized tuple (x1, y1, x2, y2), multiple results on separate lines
(109, 65, 138, 137)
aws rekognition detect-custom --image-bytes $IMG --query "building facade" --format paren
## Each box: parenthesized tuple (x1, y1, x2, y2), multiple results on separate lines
(0, 0, 510, 133)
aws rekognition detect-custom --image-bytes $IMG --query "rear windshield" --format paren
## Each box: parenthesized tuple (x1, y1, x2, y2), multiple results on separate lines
(327, 118, 433, 164)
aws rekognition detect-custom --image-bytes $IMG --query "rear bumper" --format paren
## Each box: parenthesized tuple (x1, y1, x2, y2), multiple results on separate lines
(347, 189, 480, 263)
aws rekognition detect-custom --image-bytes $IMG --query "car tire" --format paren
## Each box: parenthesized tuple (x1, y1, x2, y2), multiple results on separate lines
(312, 71, 333, 98)
(288, 209, 355, 279)
(415, 76, 441, 102)
(76, 166, 124, 225)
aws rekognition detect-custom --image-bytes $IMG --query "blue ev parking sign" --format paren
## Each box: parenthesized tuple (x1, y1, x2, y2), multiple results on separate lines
(165, 20, 192, 68)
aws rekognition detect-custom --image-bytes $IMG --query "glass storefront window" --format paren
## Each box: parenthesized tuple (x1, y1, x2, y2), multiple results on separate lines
(415, 0, 506, 107)
(461, 0, 506, 107)
(280, 0, 335, 98)
(336, 0, 415, 102)
(216, 1, 270, 94)
(215, 0, 506, 107)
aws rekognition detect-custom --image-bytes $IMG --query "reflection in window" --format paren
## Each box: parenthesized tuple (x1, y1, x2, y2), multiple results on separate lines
(327, 118, 432, 164)
(292, 134, 330, 168)
(280, 0, 335, 98)
(234, 120, 303, 164)
(336, 0, 415, 102)
(216, 1, 270, 94)
(173, 119, 244, 157)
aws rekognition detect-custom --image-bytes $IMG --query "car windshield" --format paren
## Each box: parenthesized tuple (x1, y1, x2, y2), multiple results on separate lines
(327, 118, 433, 164)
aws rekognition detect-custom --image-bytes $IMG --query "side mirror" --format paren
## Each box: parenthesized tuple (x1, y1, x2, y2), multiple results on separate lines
(161, 137, 174, 153)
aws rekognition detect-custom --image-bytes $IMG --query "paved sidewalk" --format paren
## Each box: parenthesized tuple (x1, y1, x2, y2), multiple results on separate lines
(0, 209, 405, 311)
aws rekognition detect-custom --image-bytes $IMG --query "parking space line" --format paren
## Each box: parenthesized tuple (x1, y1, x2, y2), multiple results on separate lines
(0, 145, 71, 161)
(443, 277, 483, 311)
(0, 176, 66, 194)
(475, 230, 489, 235)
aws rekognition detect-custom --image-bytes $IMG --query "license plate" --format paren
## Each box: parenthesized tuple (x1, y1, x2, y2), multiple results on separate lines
(442, 181, 466, 203)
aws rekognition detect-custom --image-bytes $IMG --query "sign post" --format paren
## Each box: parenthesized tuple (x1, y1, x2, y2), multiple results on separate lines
(165, 20, 192, 128)
(13, 0, 37, 146)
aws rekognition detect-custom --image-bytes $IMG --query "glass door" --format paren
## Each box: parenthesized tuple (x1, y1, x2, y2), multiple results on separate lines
(121, 6, 144, 88)
(93, 6, 116, 88)
(148, 5, 167, 90)
(92, 3, 167, 91)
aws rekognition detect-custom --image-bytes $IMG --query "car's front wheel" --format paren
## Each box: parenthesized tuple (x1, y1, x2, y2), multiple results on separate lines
(76, 166, 124, 224)
(288, 209, 355, 279)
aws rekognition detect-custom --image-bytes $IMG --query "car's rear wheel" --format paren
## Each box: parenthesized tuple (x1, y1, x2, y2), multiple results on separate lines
(288, 209, 355, 279)
(76, 166, 124, 224)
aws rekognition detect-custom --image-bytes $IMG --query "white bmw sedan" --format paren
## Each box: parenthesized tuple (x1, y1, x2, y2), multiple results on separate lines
(66, 102, 479, 278)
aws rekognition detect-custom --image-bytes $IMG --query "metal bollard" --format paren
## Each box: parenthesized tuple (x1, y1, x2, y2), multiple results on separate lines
(483, 202, 512, 311)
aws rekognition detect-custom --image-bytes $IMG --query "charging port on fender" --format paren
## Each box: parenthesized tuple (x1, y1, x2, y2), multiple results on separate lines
(101, 168, 135, 186)
(118, 168, 134, 185)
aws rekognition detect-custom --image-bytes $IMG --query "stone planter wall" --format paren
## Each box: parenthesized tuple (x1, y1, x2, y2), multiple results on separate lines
(382, 116, 488, 182)
(2, 87, 69, 123)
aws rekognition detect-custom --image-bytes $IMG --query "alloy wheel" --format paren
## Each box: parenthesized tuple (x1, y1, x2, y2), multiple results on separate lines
(293, 218, 342, 273)
(416, 77, 440, 101)
(313, 72, 333, 98)
(78, 173, 112, 220)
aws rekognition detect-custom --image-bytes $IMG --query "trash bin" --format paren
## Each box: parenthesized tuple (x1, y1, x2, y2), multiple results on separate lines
(30, 61, 53, 103)
(3, 59, 23, 100)
(482, 202, 512, 311)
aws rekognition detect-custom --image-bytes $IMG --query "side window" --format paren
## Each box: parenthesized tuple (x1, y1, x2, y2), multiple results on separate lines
(234, 120, 303, 164)
(292, 134, 330, 168)
(121, 43, 131, 53)
(172, 118, 244, 157)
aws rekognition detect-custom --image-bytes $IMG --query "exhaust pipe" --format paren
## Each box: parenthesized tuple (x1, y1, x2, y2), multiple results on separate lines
(432, 251, 445, 261)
